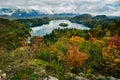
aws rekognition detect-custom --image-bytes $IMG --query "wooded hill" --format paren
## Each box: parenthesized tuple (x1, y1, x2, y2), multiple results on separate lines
(0, 18, 31, 50)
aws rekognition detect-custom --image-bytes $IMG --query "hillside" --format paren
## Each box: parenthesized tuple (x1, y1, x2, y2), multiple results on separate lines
(0, 18, 31, 50)
(15, 17, 51, 27)
(70, 14, 120, 29)
(70, 14, 92, 22)
(0, 17, 120, 80)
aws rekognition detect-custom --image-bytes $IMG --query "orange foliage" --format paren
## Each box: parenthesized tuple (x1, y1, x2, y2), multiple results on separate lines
(32, 36, 43, 46)
(0, 47, 6, 55)
(65, 46, 88, 68)
(89, 37, 96, 42)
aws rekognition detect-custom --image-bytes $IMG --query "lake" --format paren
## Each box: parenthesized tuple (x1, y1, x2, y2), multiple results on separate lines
(31, 20, 90, 36)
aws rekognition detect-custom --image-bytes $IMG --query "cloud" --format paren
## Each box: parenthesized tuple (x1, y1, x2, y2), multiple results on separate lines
(0, 0, 120, 15)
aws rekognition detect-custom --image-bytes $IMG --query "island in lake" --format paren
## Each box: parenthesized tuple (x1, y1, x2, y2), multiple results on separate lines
(59, 22, 68, 27)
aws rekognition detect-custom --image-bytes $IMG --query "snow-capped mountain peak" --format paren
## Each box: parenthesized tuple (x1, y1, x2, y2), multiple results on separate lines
(0, 8, 46, 17)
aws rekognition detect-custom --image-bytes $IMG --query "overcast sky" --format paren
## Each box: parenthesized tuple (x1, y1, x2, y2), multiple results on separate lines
(0, 0, 120, 15)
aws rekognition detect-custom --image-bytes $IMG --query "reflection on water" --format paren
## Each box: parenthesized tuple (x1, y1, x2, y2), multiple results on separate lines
(31, 20, 90, 36)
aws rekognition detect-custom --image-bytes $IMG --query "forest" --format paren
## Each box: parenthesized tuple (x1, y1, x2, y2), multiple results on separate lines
(0, 15, 120, 80)
(15, 17, 51, 27)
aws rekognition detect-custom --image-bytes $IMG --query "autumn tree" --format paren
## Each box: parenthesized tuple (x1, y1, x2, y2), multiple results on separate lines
(70, 36, 84, 44)
(65, 46, 88, 69)
(102, 40, 120, 77)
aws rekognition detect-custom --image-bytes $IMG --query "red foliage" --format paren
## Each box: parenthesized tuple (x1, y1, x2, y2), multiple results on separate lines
(111, 35, 120, 50)
(20, 40, 27, 47)
(87, 32, 96, 42)
(31, 36, 44, 54)
(32, 36, 43, 46)
(87, 32, 93, 38)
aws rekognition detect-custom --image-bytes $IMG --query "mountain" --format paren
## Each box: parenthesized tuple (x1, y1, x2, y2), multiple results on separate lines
(0, 8, 13, 15)
(12, 10, 40, 17)
(70, 14, 111, 28)
(0, 8, 49, 18)
(93, 15, 108, 20)
(71, 14, 92, 22)
(49, 13, 79, 17)
(108, 16, 120, 19)
(70, 14, 110, 22)
(0, 8, 78, 18)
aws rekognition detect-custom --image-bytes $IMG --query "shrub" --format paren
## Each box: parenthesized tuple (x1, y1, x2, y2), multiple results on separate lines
(11, 68, 33, 80)
(36, 50, 49, 61)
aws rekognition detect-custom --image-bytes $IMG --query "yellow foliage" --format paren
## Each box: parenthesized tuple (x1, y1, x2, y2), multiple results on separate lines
(114, 58, 120, 63)
(49, 44, 65, 61)
(102, 43, 120, 67)
(49, 45, 56, 53)
(102, 37, 111, 43)
(57, 51, 65, 61)
(102, 52, 108, 57)
(93, 40, 105, 47)
(70, 36, 84, 44)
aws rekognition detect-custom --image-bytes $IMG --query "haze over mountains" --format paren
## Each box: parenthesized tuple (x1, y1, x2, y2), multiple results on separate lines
(0, 0, 120, 16)
(0, 8, 120, 19)
(0, 8, 78, 18)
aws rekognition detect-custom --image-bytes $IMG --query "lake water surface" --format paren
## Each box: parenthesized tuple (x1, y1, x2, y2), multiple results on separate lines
(31, 20, 90, 36)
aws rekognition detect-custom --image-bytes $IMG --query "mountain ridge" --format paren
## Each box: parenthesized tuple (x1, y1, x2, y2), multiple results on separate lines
(0, 8, 78, 18)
